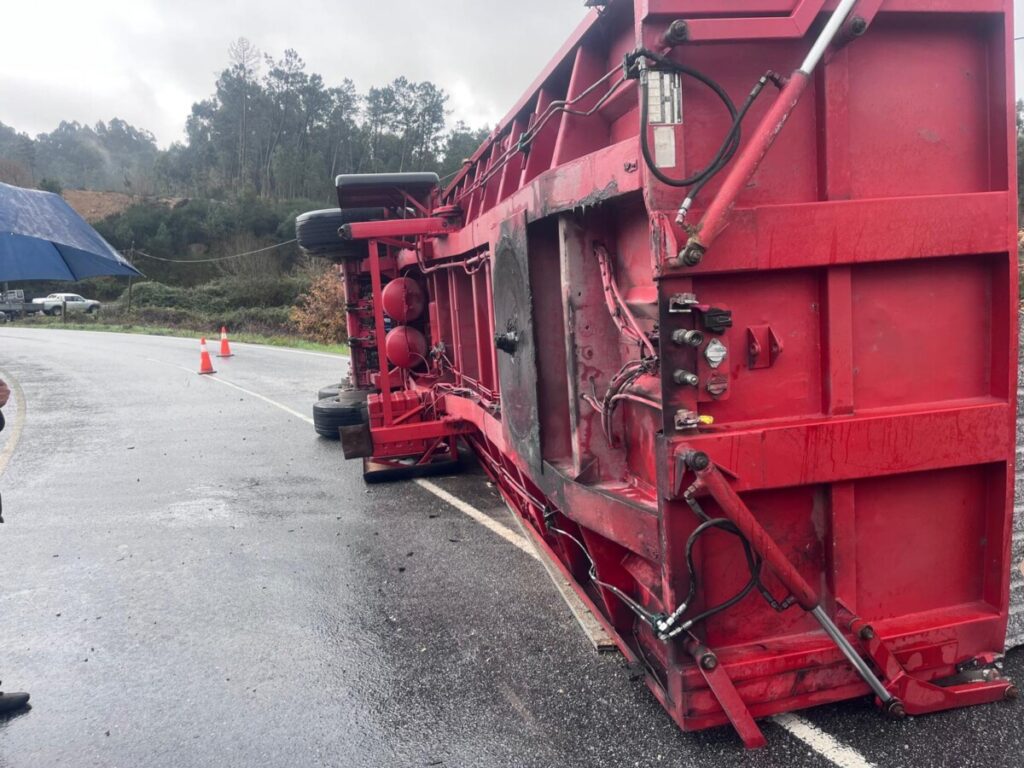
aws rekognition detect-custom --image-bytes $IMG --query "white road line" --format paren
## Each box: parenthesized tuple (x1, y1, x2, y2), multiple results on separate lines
(144, 358, 314, 425)
(150, 361, 535, 557)
(420, 485, 874, 768)
(414, 478, 538, 561)
(0, 367, 26, 478)
(772, 713, 876, 768)
(204, 375, 315, 425)
(140, 354, 876, 767)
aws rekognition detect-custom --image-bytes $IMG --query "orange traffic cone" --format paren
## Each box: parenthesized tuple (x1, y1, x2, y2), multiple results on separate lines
(217, 326, 234, 358)
(198, 337, 216, 375)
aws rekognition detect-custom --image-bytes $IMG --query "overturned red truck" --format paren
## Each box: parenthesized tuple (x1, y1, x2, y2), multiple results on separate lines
(297, 0, 1019, 747)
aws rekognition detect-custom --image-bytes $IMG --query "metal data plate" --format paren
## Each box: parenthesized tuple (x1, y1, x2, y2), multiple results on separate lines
(492, 214, 543, 474)
(647, 71, 682, 168)
(647, 70, 683, 125)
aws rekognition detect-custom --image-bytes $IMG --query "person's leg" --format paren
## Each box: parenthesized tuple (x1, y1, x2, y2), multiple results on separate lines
(0, 381, 29, 712)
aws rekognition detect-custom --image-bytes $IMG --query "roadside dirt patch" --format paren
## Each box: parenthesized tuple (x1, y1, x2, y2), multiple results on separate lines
(61, 189, 137, 222)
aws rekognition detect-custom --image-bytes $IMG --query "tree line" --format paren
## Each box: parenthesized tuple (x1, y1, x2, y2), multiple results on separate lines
(0, 118, 159, 194)
(0, 38, 490, 202)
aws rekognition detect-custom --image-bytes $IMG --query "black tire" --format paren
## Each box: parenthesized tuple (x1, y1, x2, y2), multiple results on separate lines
(295, 208, 387, 258)
(317, 381, 348, 401)
(87, 305, 98, 314)
(313, 391, 368, 439)
(48, 307, 61, 316)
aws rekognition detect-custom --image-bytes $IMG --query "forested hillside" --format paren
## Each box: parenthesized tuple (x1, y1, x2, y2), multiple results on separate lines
(0, 39, 489, 201)
(0, 39, 492, 344)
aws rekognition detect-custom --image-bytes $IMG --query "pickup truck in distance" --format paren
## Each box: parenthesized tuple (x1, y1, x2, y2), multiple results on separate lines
(0, 289, 45, 320)
(32, 293, 101, 315)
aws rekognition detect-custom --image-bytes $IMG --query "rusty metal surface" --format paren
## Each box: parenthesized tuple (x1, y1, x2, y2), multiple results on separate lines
(491, 213, 543, 476)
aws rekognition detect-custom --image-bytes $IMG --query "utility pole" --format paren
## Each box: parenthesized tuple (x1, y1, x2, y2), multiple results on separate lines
(126, 241, 135, 314)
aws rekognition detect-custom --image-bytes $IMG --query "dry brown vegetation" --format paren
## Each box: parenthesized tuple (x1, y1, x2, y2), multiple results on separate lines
(61, 189, 138, 222)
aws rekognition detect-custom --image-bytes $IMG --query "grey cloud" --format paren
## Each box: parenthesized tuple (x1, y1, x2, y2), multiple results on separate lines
(1, 0, 588, 146)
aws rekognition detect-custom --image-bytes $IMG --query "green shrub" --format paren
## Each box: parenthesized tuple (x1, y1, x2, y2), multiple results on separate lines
(211, 275, 310, 309)
(126, 282, 192, 309)
(119, 276, 312, 314)
(131, 306, 200, 326)
(63, 277, 127, 302)
(216, 306, 294, 335)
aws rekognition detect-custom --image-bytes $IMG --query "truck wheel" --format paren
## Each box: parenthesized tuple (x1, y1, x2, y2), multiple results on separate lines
(313, 391, 368, 439)
(295, 208, 387, 260)
(87, 306, 98, 314)
(317, 382, 347, 401)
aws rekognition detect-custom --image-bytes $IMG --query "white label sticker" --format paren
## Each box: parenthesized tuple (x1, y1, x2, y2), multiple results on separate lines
(647, 71, 683, 124)
(653, 126, 677, 169)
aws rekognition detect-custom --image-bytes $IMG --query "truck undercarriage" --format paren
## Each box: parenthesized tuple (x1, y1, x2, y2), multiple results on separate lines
(300, 0, 1019, 747)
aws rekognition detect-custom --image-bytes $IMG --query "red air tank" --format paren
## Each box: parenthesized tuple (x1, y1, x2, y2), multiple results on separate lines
(382, 277, 425, 323)
(385, 326, 427, 370)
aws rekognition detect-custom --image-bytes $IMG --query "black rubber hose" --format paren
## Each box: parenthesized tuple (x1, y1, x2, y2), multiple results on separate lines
(636, 48, 777, 203)
(637, 50, 740, 189)
(675, 518, 763, 632)
(684, 73, 777, 204)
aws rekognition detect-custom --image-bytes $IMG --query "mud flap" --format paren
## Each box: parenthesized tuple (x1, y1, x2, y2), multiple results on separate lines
(340, 422, 374, 460)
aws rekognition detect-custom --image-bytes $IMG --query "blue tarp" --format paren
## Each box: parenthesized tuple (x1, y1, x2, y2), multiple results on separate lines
(0, 182, 142, 281)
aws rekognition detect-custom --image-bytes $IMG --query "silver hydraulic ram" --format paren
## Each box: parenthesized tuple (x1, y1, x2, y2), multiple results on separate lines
(683, 452, 899, 711)
(676, 0, 861, 266)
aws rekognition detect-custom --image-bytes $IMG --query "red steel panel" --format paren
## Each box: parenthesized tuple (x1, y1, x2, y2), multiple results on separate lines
(335, 0, 1018, 746)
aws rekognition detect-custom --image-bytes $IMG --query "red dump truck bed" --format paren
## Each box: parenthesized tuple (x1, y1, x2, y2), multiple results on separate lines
(303, 0, 1019, 747)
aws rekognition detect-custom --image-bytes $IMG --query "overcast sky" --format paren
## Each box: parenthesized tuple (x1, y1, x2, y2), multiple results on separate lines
(0, 0, 1022, 148)
(0, 0, 586, 147)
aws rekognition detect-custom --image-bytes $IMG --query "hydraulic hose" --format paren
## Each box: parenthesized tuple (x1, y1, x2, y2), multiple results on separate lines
(634, 49, 740, 190)
(633, 49, 780, 219)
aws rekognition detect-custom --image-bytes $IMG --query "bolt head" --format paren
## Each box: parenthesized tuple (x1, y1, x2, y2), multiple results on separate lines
(884, 700, 906, 720)
(859, 626, 876, 641)
(664, 19, 689, 45)
(686, 452, 710, 471)
(678, 244, 704, 267)
(700, 653, 718, 670)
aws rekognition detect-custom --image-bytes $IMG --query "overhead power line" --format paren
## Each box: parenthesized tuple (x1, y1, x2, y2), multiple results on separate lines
(133, 239, 298, 264)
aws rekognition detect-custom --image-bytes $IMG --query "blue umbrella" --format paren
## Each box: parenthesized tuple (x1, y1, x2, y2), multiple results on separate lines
(0, 182, 142, 281)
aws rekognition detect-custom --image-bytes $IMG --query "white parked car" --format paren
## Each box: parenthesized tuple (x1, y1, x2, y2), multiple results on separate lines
(31, 293, 101, 315)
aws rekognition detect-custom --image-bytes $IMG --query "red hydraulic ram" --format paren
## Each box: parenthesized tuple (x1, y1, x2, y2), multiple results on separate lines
(306, 0, 1020, 747)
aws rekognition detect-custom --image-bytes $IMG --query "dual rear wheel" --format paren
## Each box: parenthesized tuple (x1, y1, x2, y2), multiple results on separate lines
(313, 384, 461, 483)
(312, 389, 368, 439)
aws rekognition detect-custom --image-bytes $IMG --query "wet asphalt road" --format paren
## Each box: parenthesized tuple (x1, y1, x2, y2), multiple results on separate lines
(0, 327, 1021, 768)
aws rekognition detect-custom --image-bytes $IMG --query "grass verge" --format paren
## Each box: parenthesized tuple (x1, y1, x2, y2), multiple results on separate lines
(3, 316, 349, 355)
